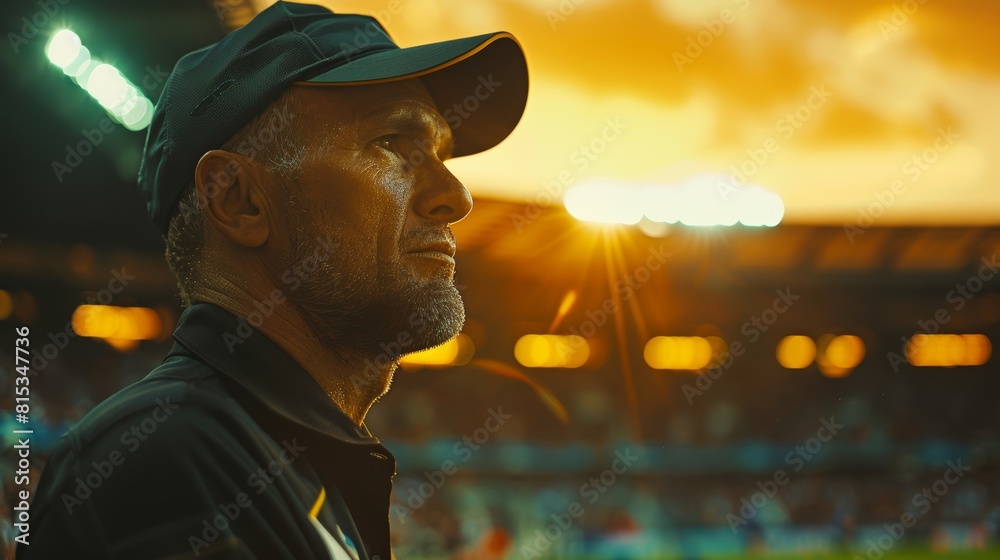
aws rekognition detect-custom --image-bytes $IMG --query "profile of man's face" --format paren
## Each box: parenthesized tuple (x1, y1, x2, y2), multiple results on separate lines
(266, 78, 472, 365)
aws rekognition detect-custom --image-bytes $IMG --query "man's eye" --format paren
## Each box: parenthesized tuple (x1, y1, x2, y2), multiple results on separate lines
(373, 135, 399, 151)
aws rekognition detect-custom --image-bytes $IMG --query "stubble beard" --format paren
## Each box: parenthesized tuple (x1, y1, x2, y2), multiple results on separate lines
(278, 219, 466, 376)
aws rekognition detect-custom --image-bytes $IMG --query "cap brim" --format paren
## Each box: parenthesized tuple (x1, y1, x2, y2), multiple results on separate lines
(294, 33, 528, 158)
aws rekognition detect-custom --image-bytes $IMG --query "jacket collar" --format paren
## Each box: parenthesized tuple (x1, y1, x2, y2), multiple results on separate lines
(169, 302, 385, 449)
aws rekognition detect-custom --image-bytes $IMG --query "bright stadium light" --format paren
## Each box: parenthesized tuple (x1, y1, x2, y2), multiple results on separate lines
(564, 180, 644, 225)
(61, 45, 91, 77)
(87, 64, 129, 108)
(564, 176, 785, 227)
(658, 176, 785, 227)
(121, 97, 154, 130)
(45, 30, 155, 131)
(46, 29, 81, 68)
(109, 85, 140, 117)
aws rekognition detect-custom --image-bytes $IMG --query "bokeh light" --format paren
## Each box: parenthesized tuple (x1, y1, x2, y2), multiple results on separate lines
(644, 336, 715, 370)
(825, 335, 866, 369)
(400, 334, 475, 367)
(45, 29, 81, 68)
(816, 334, 866, 377)
(71, 305, 162, 341)
(514, 334, 590, 368)
(564, 180, 644, 225)
(566, 177, 784, 227)
(45, 30, 155, 130)
(0, 290, 12, 321)
(776, 335, 817, 369)
(906, 334, 992, 367)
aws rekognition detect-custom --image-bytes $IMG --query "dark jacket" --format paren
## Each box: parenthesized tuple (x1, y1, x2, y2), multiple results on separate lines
(18, 303, 396, 559)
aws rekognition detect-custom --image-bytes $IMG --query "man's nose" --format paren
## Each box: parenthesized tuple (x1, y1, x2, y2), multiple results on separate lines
(412, 159, 473, 224)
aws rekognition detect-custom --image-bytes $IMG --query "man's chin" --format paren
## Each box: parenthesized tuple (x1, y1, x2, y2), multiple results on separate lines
(405, 284, 465, 352)
(406, 322, 463, 356)
(294, 270, 465, 360)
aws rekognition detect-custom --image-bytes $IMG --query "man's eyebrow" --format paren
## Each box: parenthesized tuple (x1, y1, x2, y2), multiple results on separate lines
(361, 103, 455, 157)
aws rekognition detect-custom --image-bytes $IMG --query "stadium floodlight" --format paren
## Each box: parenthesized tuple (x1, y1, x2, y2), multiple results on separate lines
(564, 180, 644, 225)
(45, 29, 81, 68)
(45, 29, 154, 131)
(564, 176, 785, 227)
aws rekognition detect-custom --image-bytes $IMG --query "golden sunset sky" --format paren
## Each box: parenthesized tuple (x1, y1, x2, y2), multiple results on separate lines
(269, 0, 999, 225)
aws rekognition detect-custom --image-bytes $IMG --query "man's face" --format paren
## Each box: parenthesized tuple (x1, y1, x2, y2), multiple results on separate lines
(269, 79, 472, 363)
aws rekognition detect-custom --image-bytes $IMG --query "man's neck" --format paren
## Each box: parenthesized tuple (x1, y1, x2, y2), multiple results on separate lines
(193, 283, 395, 425)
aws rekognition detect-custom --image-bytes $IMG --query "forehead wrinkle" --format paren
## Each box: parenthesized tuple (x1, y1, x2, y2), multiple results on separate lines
(360, 100, 454, 154)
(361, 99, 446, 131)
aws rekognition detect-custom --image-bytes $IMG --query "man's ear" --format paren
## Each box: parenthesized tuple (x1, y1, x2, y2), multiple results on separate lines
(194, 150, 271, 248)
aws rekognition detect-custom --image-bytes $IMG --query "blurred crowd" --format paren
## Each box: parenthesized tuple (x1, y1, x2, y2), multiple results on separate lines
(2, 333, 998, 558)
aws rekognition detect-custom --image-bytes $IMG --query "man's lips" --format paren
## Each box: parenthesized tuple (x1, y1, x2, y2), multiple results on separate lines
(407, 241, 456, 265)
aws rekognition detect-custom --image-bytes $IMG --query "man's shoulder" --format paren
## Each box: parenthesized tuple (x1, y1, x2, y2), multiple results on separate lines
(59, 350, 250, 460)
(31, 350, 277, 518)
(22, 351, 307, 558)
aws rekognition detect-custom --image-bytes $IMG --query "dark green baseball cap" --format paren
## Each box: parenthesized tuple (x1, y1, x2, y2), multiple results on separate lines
(138, 0, 528, 234)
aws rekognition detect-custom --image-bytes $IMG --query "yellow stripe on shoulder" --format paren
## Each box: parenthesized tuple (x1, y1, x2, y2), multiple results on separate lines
(309, 486, 326, 519)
